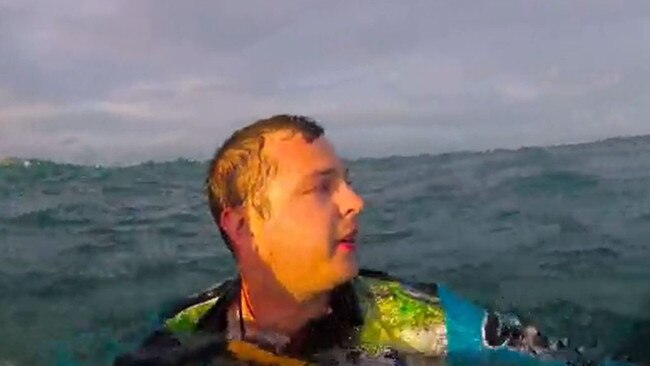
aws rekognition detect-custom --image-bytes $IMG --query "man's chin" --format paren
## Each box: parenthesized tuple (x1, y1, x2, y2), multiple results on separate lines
(335, 257, 359, 283)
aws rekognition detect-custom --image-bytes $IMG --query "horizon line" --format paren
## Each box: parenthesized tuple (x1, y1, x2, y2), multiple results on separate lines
(2, 132, 649, 169)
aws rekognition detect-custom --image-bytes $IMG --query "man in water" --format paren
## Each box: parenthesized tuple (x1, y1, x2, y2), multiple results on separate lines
(115, 115, 633, 365)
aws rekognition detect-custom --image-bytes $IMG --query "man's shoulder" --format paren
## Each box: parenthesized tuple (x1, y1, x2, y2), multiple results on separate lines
(353, 269, 447, 356)
(356, 268, 440, 299)
(354, 268, 444, 325)
(163, 278, 235, 333)
(114, 280, 236, 365)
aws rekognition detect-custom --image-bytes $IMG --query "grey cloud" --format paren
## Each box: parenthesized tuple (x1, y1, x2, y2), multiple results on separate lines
(1, 0, 650, 164)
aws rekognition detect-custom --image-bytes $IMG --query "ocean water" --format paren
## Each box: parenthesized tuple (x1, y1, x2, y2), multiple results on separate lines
(1, 136, 649, 365)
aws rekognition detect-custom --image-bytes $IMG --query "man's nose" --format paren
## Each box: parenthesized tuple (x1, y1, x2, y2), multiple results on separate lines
(339, 182, 364, 218)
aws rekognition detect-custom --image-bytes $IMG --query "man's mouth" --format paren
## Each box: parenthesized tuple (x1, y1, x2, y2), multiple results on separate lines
(337, 229, 358, 251)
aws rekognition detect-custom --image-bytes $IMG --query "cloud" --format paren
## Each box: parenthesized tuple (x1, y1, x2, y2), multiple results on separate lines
(1, 0, 650, 164)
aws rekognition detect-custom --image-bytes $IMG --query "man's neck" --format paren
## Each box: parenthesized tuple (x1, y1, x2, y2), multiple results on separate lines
(238, 272, 332, 337)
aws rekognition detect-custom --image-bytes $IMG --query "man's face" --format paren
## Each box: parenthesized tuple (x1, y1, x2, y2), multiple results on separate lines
(245, 132, 364, 298)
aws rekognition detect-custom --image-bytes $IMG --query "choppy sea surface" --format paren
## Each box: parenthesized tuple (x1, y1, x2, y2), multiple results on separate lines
(1, 136, 649, 365)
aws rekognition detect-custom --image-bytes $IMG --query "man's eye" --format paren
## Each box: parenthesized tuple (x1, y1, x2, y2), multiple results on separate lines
(316, 180, 333, 193)
(307, 179, 338, 195)
(302, 181, 328, 194)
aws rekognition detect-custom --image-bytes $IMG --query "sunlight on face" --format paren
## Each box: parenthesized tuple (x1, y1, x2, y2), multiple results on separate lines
(246, 132, 364, 298)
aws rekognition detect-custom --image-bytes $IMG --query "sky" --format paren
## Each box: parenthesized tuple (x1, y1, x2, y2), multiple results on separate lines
(1, 0, 649, 165)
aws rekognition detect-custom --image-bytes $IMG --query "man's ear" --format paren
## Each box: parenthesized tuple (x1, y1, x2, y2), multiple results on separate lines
(220, 206, 252, 253)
